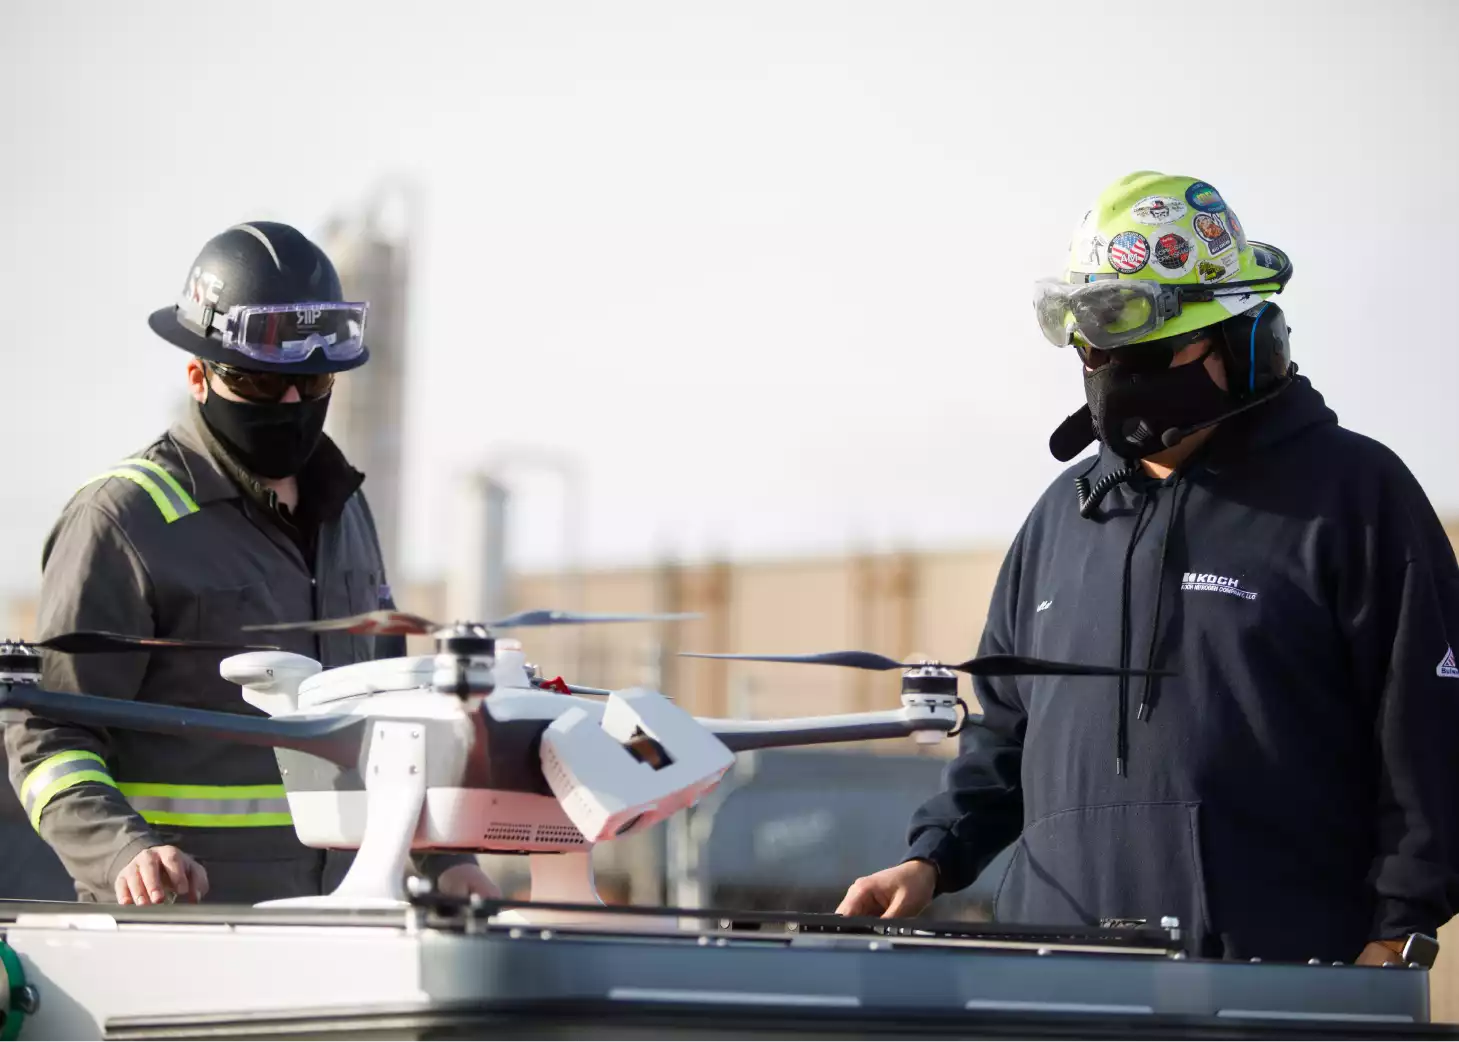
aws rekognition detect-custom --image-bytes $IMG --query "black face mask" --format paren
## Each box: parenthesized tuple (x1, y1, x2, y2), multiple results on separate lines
(1084, 344, 1231, 461)
(199, 391, 331, 479)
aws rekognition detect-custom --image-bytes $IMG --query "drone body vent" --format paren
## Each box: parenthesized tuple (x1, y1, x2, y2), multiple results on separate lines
(534, 824, 588, 846)
(483, 823, 533, 844)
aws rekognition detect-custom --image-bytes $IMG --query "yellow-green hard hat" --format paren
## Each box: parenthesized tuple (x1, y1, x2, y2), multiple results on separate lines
(1056, 171, 1288, 346)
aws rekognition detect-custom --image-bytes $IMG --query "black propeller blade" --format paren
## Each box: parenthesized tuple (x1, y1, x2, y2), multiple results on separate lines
(245, 608, 701, 637)
(0, 684, 364, 767)
(680, 650, 1174, 679)
(25, 631, 280, 655)
(949, 653, 1174, 679)
(682, 650, 908, 671)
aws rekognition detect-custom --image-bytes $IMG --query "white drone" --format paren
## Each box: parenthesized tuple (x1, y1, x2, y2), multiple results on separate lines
(0, 612, 1166, 923)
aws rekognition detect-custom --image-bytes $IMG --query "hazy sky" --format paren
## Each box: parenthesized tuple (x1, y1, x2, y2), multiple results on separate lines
(3, 0, 1456, 594)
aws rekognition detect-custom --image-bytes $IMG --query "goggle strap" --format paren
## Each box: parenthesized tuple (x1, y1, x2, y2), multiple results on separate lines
(174, 296, 226, 337)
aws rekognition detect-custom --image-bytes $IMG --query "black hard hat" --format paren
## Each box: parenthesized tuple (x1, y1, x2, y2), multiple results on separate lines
(147, 221, 370, 374)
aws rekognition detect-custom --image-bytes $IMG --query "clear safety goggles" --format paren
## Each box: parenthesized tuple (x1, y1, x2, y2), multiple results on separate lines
(1033, 242, 1291, 351)
(179, 298, 369, 365)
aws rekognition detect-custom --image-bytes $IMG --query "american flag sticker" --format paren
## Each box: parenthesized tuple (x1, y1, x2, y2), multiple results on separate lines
(1108, 231, 1150, 274)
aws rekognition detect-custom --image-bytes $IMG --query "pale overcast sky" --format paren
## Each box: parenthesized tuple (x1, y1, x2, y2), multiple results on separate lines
(2, 0, 1456, 594)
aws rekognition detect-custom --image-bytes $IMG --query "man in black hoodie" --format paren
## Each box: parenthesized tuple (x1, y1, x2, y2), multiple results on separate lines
(837, 172, 1459, 966)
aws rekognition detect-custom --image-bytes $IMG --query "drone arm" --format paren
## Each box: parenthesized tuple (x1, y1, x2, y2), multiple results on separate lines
(700, 707, 956, 753)
(0, 685, 365, 768)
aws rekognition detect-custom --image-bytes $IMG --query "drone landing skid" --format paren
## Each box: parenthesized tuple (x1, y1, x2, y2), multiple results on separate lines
(492, 852, 677, 931)
(490, 852, 600, 926)
(256, 720, 426, 911)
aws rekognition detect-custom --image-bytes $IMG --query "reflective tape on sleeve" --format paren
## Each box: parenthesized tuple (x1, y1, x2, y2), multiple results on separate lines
(78, 459, 200, 523)
(20, 750, 117, 830)
(119, 458, 200, 516)
(117, 782, 293, 828)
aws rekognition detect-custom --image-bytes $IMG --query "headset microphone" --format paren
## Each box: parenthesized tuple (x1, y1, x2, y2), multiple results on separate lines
(1161, 420, 1212, 449)
(1158, 373, 1295, 448)
(1049, 406, 1096, 463)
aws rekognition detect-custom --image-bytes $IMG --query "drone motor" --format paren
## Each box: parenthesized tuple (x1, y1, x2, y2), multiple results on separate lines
(0, 640, 43, 687)
(431, 624, 497, 698)
(899, 666, 962, 744)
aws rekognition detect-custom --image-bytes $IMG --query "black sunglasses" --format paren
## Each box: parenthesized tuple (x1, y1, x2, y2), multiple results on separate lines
(205, 362, 335, 404)
(1075, 327, 1209, 371)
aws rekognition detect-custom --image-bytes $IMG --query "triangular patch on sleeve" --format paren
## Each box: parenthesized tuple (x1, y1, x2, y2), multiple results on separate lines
(1439, 647, 1459, 679)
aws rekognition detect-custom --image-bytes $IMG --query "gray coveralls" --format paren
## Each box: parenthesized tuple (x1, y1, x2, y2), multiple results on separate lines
(5, 405, 468, 902)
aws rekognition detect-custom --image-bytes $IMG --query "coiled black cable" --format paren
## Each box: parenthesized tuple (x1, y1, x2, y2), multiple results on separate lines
(1075, 463, 1140, 519)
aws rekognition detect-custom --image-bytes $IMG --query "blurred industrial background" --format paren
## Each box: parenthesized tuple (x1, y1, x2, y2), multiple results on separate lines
(4, 0, 1458, 1020)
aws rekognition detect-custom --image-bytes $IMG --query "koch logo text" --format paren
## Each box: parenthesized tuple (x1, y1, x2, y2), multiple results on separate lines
(1181, 572, 1258, 601)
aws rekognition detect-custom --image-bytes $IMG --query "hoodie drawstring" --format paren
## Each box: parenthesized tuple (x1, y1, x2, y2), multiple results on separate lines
(1136, 477, 1186, 723)
(1116, 491, 1154, 777)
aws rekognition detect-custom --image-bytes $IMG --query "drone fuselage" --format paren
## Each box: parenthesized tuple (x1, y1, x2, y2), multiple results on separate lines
(276, 690, 624, 855)
(235, 648, 732, 856)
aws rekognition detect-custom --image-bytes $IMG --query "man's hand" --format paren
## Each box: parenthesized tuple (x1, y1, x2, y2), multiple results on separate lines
(115, 845, 209, 905)
(436, 862, 502, 901)
(836, 859, 937, 919)
(1356, 940, 1406, 967)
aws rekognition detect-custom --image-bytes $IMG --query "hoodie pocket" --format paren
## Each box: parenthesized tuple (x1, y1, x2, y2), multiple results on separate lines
(994, 801, 1212, 946)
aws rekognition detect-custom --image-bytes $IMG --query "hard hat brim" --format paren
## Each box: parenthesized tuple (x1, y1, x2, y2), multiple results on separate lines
(147, 306, 371, 374)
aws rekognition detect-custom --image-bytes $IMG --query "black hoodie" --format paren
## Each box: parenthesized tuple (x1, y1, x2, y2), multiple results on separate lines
(905, 374, 1459, 962)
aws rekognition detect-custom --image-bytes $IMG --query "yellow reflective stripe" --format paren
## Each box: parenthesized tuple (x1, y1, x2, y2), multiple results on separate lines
(29, 771, 117, 830)
(19, 760, 294, 832)
(77, 460, 200, 524)
(80, 468, 181, 522)
(117, 782, 286, 800)
(19, 749, 106, 806)
(132, 810, 294, 828)
(21, 750, 118, 830)
(120, 458, 200, 515)
(117, 782, 293, 828)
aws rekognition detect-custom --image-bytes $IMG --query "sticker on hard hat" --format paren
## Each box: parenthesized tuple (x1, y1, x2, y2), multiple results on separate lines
(1152, 227, 1197, 278)
(1192, 213, 1233, 257)
(1223, 210, 1248, 252)
(1185, 181, 1227, 214)
(1072, 233, 1108, 270)
(1107, 231, 1150, 274)
(1197, 253, 1240, 284)
(1130, 195, 1188, 225)
(186, 267, 225, 306)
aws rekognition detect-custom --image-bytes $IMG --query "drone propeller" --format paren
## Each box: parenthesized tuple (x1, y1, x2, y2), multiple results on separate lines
(680, 650, 1174, 679)
(242, 610, 439, 637)
(488, 610, 700, 629)
(0, 684, 364, 767)
(244, 608, 701, 638)
(13, 631, 280, 655)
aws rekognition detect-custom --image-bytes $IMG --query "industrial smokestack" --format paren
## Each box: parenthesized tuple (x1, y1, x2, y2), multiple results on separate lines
(317, 184, 416, 585)
(446, 473, 511, 624)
